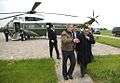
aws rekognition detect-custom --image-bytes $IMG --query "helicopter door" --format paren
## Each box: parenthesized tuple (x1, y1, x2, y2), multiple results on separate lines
(14, 22, 20, 32)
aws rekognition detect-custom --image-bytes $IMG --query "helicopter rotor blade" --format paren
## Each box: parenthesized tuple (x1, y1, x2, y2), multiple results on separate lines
(95, 20, 99, 25)
(0, 13, 25, 20)
(95, 15, 100, 18)
(36, 12, 78, 17)
(87, 17, 92, 19)
(0, 12, 26, 14)
(35, 13, 44, 17)
(31, 2, 41, 12)
(93, 10, 94, 18)
(35, 14, 44, 17)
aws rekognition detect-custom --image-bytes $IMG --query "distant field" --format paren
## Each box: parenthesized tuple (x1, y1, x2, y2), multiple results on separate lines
(88, 55, 120, 83)
(95, 36, 120, 48)
(0, 59, 57, 83)
(100, 30, 112, 35)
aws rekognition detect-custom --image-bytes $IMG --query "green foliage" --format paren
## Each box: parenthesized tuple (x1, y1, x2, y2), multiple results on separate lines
(0, 27, 4, 32)
(0, 59, 58, 83)
(88, 55, 120, 83)
(100, 30, 112, 35)
(100, 28, 108, 30)
(95, 37, 120, 48)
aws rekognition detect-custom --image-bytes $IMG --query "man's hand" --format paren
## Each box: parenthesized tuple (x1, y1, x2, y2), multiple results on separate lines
(73, 38, 80, 43)
(51, 40, 54, 43)
(85, 36, 90, 40)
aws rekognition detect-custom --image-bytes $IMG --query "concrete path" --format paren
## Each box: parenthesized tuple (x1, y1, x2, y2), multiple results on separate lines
(0, 33, 120, 83)
(55, 59, 93, 83)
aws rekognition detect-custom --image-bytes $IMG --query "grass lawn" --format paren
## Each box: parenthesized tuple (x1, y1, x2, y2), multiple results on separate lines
(95, 36, 120, 48)
(100, 30, 112, 35)
(88, 55, 120, 83)
(0, 59, 58, 83)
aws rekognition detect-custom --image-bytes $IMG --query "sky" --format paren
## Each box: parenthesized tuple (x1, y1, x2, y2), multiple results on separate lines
(0, 0, 120, 30)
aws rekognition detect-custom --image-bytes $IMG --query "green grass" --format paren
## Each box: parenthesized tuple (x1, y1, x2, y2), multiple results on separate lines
(100, 30, 112, 35)
(0, 59, 58, 83)
(88, 55, 120, 83)
(95, 37, 120, 48)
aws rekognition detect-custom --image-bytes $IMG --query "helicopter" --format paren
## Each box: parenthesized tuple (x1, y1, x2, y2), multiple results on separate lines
(0, 2, 99, 41)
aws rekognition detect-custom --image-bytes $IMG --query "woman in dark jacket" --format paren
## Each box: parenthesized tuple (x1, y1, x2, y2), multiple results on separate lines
(76, 27, 95, 77)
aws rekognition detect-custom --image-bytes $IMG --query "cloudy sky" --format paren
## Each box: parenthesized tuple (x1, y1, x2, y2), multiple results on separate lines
(0, 0, 120, 30)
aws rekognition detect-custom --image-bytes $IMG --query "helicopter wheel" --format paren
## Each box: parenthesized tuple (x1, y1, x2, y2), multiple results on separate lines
(27, 35, 30, 39)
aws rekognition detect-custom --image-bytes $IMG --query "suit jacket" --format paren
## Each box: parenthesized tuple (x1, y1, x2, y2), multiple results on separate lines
(61, 30, 74, 51)
(76, 32, 95, 63)
(72, 31, 82, 51)
(4, 29, 9, 34)
(48, 28, 57, 43)
(72, 31, 81, 39)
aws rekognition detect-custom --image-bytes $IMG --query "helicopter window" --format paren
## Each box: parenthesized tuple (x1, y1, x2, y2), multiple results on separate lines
(25, 17, 35, 21)
(25, 17, 43, 21)
(41, 25, 44, 28)
(24, 24, 36, 29)
(35, 18, 44, 21)
(30, 25, 35, 29)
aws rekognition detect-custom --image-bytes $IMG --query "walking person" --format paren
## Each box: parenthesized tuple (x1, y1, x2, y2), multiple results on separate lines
(3, 28, 9, 42)
(61, 24, 79, 80)
(76, 27, 95, 77)
(47, 23, 60, 59)
(72, 25, 82, 64)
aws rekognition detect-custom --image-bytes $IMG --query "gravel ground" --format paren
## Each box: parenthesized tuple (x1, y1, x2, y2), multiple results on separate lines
(0, 33, 120, 60)
(0, 33, 120, 83)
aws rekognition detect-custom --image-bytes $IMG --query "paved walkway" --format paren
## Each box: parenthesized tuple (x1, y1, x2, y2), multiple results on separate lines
(55, 59, 93, 83)
(0, 33, 120, 83)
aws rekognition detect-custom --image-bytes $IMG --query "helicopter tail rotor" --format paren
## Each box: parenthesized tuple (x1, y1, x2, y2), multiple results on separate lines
(90, 10, 99, 25)
(95, 15, 100, 18)
(84, 10, 99, 27)
(95, 20, 99, 25)
(87, 17, 92, 19)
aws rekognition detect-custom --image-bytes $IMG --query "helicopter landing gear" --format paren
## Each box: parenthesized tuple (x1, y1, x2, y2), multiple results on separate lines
(20, 31, 27, 41)
(20, 34, 31, 41)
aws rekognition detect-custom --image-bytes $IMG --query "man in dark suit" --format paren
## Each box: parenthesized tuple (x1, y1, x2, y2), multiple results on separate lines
(3, 28, 9, 42)
(76, 27, 95, 77)
(47, 23, 60, 59)
(72, 25, 82, 64)
(19, 29, 24, 41)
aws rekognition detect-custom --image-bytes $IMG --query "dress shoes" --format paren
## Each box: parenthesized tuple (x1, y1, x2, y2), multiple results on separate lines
(68, 75, 73, 79)
(81, 74, 85, 78)
(64, 76, 68, 80)
(57, 57, 61, 59)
